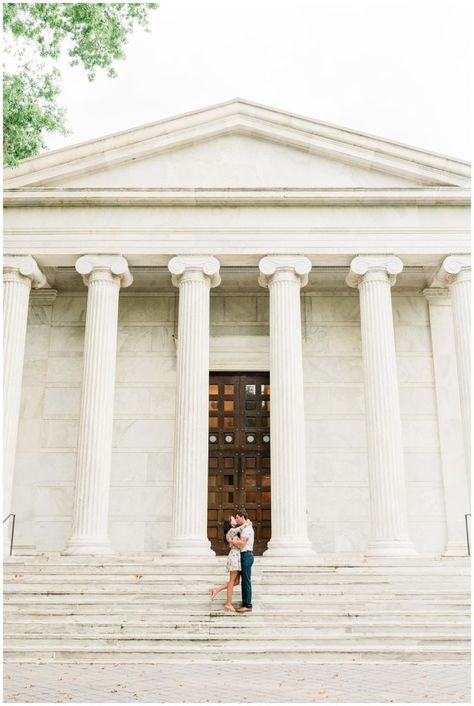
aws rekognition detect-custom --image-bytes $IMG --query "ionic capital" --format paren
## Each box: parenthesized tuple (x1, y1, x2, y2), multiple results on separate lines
(75, 255, 133, 288)
(3, 255, 49, 289)
(346, 255, 403, 289)
(431, 255, 471, 288)
(258, 255, 312, 288)
(168, 255, 221, 288)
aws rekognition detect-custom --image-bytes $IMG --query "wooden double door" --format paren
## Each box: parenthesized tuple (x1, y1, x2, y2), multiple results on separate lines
(207, 372, 271, 555)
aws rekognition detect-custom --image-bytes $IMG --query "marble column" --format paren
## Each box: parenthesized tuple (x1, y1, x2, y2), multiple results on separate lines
(163, 255, 221, 558)
(423, 288, 469, 555)
(258, 255, 316, 558)
(63, 255, 132, 555)
(432, 255, 471, 479)
(3, 256, 48, 519)
(346, 255, 417, 557)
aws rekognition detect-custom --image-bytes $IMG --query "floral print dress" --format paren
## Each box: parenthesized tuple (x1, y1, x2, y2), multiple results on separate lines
(225, 527, 241, 572)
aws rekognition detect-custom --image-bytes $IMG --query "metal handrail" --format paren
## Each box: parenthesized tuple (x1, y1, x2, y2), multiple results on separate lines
(3, 513, 16, 556)
(465, 514, 471, 556)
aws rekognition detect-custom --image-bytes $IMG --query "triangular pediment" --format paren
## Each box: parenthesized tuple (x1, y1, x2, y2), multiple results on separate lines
(4, 99, 470, 189)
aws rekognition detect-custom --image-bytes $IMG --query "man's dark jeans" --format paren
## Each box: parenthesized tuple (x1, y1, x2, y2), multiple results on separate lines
(240, 550, 254, 608)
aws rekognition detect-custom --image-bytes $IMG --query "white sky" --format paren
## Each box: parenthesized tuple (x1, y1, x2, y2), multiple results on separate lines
(44, 0, 471, 160)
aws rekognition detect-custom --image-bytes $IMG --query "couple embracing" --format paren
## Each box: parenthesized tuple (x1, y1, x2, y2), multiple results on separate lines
(209, 508, 254, 613)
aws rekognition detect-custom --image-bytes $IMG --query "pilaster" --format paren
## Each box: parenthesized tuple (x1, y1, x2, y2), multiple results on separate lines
(431, 255, 471, 481)
(423, 287, 469, 555)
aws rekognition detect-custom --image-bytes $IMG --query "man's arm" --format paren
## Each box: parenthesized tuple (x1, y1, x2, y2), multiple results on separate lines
(230, 535, 248, 549)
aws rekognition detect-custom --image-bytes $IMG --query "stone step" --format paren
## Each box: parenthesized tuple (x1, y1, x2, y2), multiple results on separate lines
(5, 604, 469, 619)
(3, 643, 469, 665)
(3, 582, 468, 596)
(5, 620, 470, 636)
(5, 633, 469, 649)
(4, 597, 468, 612)
(4, 572, 470, 591)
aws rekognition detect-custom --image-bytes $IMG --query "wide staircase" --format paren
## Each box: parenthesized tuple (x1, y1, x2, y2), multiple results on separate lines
(3, 555, 470, 663)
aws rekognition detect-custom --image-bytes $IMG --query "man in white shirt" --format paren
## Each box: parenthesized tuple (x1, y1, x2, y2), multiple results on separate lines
(231, 508, 254, 613)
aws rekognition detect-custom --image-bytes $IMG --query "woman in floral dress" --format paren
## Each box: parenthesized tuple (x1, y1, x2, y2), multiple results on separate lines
(209, 515, 243, 612)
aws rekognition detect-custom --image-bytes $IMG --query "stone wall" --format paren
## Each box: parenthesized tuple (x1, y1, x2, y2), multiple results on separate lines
(12, 289, 445, 556)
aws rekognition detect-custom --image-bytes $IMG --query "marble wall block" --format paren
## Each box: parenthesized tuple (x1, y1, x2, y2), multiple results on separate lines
(115, 356, 175, 383)
(52, 296, 87, 324)
(46, 357, 84, 384)
(117, 326, 153, 352)
(118, 296, 172, 323)
(309, 295, 360, 322)
(43, 388, 81, 417)
(404, 452, 443, 483)
(113, 419, 174, 451)
(144, 520, 173, 552)
(110, 521, 145, 553)
(304, 386, 365, 416)
(41, 420, 79, 449)
(306, 419, 367, 450)
(146, 453, 173, 482)
(401, 419, 440, 451)
(109, 485, 172, 519)
(35, 520, 72, 551)
(333, 523, 371, 554)
(399, 387, 437, 415)
(408, 522, 447, 555)
(49, 326, 85, 353)
(304, 325, 362, 354)
(392, 296, 430, 322)
(34, 484, 74, 517)
(394, 325, 432, 352)
(306, 451, 369, 484)
(110, 452, 148, 482)
(38, 452, 76, 482)
(309, 486, 370, 522)
(303, 356, 363, 383)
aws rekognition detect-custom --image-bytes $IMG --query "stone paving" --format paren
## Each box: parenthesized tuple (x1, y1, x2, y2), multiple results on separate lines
(3, 661, 470, 703)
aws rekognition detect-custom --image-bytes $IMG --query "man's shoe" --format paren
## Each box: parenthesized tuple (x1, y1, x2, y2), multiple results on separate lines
(236, 607, 252, 613)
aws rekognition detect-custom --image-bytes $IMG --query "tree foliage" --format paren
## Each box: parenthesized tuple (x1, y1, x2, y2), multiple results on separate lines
(3, 3, 158, 167)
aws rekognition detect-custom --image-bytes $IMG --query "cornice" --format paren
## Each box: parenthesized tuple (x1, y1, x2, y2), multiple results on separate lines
(3, 187, 470, 207)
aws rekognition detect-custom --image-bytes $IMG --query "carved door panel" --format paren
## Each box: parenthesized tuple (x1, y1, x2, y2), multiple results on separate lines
(208, 373, 271, 555)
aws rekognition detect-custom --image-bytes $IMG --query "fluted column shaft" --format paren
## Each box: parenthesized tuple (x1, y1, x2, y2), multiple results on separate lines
(347, 256, 417, 557)
(259, 255, 315, 557)
(63, 255, 132, 555)
(424, 288, 469, 555)
(163, 256, 220, 557)
(433, 256, 471, 477)
(3, 256, 48, 518)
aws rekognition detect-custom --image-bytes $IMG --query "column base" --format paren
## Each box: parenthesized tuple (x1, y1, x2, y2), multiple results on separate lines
(162, 537, 216, 559)
(262, 537, 317, 559)
(61, 537, 114, 556)
(365, 538, 418, 558)
(442, 542, 469, 557)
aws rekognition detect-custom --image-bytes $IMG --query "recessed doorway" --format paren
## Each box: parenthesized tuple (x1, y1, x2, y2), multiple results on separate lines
(207, 372, 271, 555)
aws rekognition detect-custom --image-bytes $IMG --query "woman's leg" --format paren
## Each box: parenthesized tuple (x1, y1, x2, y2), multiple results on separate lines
(225, 571, 239, 609)
(209, 582, 228, 600)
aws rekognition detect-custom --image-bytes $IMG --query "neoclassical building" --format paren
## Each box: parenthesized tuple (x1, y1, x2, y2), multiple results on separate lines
(3, 99, 470, 561)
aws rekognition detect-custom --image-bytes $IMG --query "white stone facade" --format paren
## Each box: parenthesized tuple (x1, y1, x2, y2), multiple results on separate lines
(3, 99, 470, 560)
